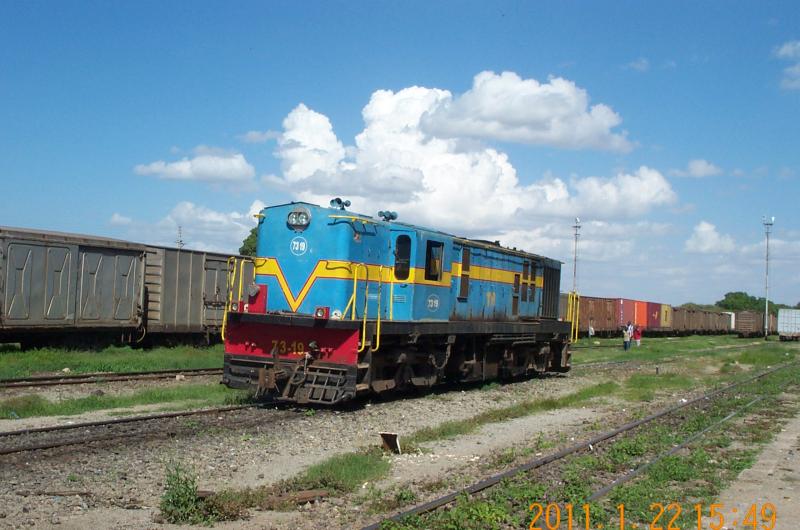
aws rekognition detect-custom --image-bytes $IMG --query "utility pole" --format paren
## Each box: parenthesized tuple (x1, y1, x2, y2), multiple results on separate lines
(567, 217, 581, 343)
(176, 226, 185, 249)
(572, 217, 581, 293)
(763, 216, 774, 339)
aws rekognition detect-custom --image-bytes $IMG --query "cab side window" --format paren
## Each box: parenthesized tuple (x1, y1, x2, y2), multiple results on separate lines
(425, 240, 444, 281)
(394, 235, 411, 281)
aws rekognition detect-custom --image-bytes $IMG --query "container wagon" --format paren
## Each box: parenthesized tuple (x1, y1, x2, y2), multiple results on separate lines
(778, 309, 800, 340)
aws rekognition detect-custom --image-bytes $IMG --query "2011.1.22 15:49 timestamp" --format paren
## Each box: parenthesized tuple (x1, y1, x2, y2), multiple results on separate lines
(529, 502, 777, 529)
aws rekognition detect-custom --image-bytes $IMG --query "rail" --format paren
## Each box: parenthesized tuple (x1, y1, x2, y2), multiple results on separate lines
(0, 368, 223, 389)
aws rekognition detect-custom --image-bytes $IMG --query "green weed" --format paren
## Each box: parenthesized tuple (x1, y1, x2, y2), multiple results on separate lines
(291, 448, 390, 494)
(160, 463, 207, 525)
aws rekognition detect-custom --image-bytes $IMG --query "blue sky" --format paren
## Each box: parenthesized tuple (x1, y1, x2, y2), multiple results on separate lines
(1, 1, 798, 305)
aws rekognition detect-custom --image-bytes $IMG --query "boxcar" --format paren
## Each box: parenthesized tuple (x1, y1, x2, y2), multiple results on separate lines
(735, 311, 764, 337)
(0, 227, 146, 347)
(577, 296, 617, 335)
(617, 299, 635, 330)
(0, 226, 239, 347)
(143, 246, 230, 342)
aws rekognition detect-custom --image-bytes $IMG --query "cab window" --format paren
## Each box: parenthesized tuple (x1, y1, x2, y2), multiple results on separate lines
(425, 240, 444, 281)
(394, 235, 411, 281)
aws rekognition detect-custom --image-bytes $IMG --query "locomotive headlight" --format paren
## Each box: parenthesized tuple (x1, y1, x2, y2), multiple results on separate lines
(287, 207, 311, 231)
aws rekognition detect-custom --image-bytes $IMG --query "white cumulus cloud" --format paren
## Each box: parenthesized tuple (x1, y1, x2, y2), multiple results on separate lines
(109, 213, 132, 225)
(418, 71, 633, 152)
(237, 130, 281, 143)
(624, 58, 650, 72)
(134, 147, 255, 183)
(774, 40, 800, 90)
(112, 200, 264, 253)
(685, 221, 735, 254)
(780, 62, 800, 90)
(268, 84, 674, 238)
(775, 40, 800, 60)
(155, 200, 264, 252)
(670, 159, 723, 178)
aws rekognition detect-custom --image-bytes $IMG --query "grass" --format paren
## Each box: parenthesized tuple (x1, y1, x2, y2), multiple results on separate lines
(0, 344, 223, 379)
(621, 373, 695, 401)
(571, 334, 769, 365)
(0, 383, 251, 419)
(291, 448, 391, 493)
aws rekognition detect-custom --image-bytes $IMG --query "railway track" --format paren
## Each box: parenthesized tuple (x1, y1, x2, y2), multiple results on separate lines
(0, 367, 223, 389)
(363, 362, 795, 529)
(0, 403, 257, 456)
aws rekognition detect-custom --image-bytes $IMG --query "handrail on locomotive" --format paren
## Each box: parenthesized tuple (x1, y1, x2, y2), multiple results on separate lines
(222, 256, 394, 353)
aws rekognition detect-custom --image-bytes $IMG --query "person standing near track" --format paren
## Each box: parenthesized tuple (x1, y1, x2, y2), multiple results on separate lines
(633, 325, 642, 347)
(622, 326, 631, 351)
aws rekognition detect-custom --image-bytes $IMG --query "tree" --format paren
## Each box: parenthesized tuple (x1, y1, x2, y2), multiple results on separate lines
(715, 291, 788, 316)
(715, 291, 759, 312)
(239, 227, 258, 256)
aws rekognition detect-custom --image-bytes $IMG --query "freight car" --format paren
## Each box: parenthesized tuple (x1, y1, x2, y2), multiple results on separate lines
(222, 201, 571, 405)
(778, 309, 800, 341)
(0, 226, 233, 348)
(558, 294, 734, 337)
(734, 310, 777, 337)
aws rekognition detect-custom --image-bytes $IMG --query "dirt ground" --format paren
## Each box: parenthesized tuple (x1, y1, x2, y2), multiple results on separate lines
(707, 406, 800, 530)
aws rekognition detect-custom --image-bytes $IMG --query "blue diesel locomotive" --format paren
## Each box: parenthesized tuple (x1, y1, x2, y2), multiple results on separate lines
(222, 200, 571, 404)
